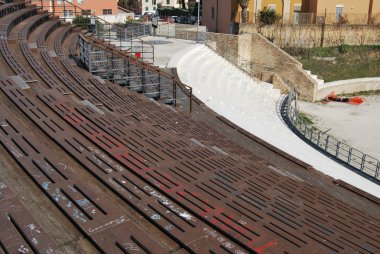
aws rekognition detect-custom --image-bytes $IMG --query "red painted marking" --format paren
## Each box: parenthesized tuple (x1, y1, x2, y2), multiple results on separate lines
(253, 240, 277, 254)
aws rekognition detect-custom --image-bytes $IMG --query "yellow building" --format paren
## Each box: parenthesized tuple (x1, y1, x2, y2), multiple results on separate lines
(301, 0, 380, 24)
(236, 0, 303, 23)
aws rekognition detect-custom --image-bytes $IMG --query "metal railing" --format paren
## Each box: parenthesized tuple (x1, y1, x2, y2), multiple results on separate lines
(155, 23, 208, 43)
(282, 88, 380, 181)
(120, 23, 152, 40)
(79, 34, 193, 113)
(242, 11, 380, 25)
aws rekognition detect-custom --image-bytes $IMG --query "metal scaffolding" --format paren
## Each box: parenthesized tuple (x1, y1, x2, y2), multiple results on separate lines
(79, 35, 192, 111)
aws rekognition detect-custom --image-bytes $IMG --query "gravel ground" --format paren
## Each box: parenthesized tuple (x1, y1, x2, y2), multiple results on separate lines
(299, 95, 380, 159)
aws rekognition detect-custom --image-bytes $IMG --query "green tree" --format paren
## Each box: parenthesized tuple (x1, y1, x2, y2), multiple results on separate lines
(238, 0, 249, 23)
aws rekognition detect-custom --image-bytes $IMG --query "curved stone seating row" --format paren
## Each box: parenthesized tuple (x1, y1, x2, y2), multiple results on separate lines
(54, 24, 72, 56)
(0, 6, 37, 81)
(0, 1, 26, 18)
(14, 10, 69, 93)
(68, 32, 79, 56)
(36, 19, 60, 48)
(18, 11, 49, 40)
(20, 41, 67, 93)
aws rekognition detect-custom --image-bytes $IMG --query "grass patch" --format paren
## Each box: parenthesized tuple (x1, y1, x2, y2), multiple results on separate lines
(300, 58, 380, 82)
(340, 90, 380, 97)
(286, 45, 380, 82)
(299, 112, 314, 124)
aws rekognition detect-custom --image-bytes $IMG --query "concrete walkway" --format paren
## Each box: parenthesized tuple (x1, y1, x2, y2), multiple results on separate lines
(141, 36, 196, 68)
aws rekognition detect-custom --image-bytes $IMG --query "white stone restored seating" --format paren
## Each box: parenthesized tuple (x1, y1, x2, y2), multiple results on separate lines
(169, 44, 380, 198)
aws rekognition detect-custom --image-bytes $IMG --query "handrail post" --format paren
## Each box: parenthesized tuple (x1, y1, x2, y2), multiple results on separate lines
(173, 81, 177, 108)
(189, 87, 192, 114)
(158, 73, 161, 100)
(317, 131, 321, 146)
(310, 127, 314, 141)
(376, 162, 380, 179)
(336, 141, 340, 157)
(303, 123, 307, 135)
(325, 136, 329, 151)
(63, 0, 66, 22)
(348, 148, 353, 164)
(360, 154, 367, 172)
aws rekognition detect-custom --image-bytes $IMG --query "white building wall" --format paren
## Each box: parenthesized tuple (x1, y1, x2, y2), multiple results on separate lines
(142, 0, 189, 15)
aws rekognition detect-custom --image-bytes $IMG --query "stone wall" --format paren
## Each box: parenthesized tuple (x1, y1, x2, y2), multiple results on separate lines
(179, 30, 317, 101)
(250, 33, 318, 101)
(241, 24, 380, 48)
(208, 30, 318, 101)
(206, 32, 240, 65)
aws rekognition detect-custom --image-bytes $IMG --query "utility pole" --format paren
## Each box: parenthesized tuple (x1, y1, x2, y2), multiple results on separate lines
(196, 0, 200, 43)
(368, 0, 373, 25)
(320, 9, 326, 47)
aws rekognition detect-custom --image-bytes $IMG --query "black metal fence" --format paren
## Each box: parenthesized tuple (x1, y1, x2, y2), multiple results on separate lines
(282, 89, 380, 181)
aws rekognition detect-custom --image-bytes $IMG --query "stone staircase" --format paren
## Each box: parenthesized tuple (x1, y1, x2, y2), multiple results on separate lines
(305, 69, 325, 87)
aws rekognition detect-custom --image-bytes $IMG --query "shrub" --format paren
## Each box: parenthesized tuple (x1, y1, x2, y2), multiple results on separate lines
(338, 44, 350, 54)
(72, 16, 90, 28)
(258, 7, 280, 26)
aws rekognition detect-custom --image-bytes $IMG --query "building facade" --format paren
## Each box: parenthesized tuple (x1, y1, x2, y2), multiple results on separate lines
(142, 0, 189, 15)
(301, 0, 380, 24)
(203, 0, 238, 33)
(33, 0, 132, 23)
(36, 0, 119, 16)
(243, 0, 302, 23)
(203, 0, 380, 34)
(203, 0, 303, 34)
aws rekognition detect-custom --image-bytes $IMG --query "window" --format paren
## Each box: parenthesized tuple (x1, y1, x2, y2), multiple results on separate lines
(81, 9, 91, 15)
(293, 4, 301, 24)
(166, 0, 170, 4)
(153, 6, 156, 10)
(103, 9, 112, 15)
(145, 6, 149, 11)
(77, 0, 83, 4)
(336, 5, 344, 22)
(211, 7, 214, 19)
(145, 0, 148, 2)
(268, 4, 276, 11)
(63, 10, 73, 16)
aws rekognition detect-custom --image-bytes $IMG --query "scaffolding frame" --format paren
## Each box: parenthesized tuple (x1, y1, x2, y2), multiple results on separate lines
(79, 35, 192, 112)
